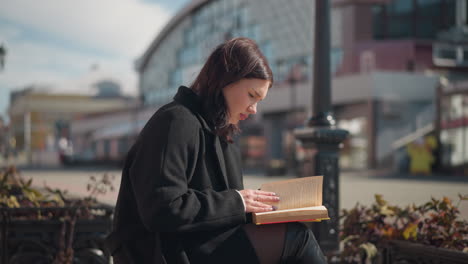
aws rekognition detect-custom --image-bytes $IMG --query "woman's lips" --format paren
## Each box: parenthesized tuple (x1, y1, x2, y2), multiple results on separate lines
(239, 113, 248, 120)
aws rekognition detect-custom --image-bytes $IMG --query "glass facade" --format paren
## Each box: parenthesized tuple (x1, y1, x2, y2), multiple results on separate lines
(140, 0, 344, 107)
(372, 0, 456, 40)
(137, 0, 378, 172)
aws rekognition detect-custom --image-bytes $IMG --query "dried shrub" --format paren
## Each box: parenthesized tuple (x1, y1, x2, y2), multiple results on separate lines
(0, 166, 115, 220)
(339, 194, 468, 263)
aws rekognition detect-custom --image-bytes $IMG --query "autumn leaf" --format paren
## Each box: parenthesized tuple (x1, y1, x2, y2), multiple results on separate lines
(441, 197, 453, 210)
(403, 223, 418, 240)
(379, 205, 395, 216)
(342, 235, 360, 245)
(382, 227, 395, 238)
(7, 195, 20, 208)
(458, 194, 468, 201)
(359, 242, 377, 262)
(375, 194, 387, 207)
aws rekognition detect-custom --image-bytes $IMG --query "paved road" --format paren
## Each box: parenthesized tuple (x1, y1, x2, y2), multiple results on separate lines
(19, 168, 468, 221)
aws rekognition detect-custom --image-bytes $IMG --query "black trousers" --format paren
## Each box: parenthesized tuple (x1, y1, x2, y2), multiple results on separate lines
(201, 222, 327, 264)
(196, 226, 259, 264)
(112, 223, 327, 264)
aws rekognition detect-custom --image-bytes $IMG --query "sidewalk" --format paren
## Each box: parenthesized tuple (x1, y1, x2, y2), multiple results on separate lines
(20, 168, 468, 221)
(339, 169, 468, 221)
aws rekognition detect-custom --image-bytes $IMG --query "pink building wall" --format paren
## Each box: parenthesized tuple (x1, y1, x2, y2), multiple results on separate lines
(336, 3, 436, 76)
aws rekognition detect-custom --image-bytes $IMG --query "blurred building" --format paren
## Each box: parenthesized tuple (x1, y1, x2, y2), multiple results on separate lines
(8, 85, 136, 166)
(0, 116, 7, 162)
(434, 0, 468, 175)
(0, 116, 5, 149)
(69, 107, 153, 165)
(330, 0, 461, 170)
(437, 79, 468, 175)
(135, 0, 465, 173)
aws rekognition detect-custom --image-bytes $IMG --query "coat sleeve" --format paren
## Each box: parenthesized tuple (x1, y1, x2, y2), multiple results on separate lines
(129, 111, 246, 233)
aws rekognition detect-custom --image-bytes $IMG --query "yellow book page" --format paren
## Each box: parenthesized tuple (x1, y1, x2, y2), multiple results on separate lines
(260, 176, 323, 210)
(255, 205, 327, 216)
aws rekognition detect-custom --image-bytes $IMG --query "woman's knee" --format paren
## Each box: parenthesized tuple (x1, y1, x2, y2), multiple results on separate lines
(282, 223, 327, 264)
(287, 222, 317, 243)
(243, 223, 286, 264)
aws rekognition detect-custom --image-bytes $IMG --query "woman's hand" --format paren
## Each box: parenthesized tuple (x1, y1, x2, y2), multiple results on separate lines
(238, 189, 280, 213)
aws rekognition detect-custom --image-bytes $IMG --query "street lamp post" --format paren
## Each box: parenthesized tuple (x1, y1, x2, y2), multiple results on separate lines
(0, 44, 6, 71)
(288, 63, 305, 117)
(287, 63, 305, 176)
(294, 0, 348, 253)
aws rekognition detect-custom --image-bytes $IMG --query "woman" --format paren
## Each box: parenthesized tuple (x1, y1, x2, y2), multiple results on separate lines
(106, 37, 327, 263)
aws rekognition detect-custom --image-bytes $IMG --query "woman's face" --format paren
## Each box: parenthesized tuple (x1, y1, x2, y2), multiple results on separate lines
(222, 78, 270, 125)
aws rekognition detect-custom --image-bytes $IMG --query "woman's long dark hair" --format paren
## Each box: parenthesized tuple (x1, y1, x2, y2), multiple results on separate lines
(191, 37, 273, 142)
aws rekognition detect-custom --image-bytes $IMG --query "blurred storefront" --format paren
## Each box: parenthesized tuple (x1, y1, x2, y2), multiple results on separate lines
(69, 107, 153, 166)
(239, 136, 266, 170)
(338, 117, 368, 170)
(8, 86, 136, 167)
(438, 79, 468, 175)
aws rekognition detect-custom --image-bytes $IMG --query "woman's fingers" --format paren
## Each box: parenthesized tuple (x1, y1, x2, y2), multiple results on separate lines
(245, 201, 275, 213)
(239, 190, 279, 203)
(239, 189, 280, 213)
(249, 190, 280, 203)
(256, 190, 277, 196)
(256, 194, 280, 203)
(251, 201, 273, 209)
(250, 205, 275, 213)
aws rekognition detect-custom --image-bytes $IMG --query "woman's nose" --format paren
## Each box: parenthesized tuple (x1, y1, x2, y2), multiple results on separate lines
(248, 103, 257, 114)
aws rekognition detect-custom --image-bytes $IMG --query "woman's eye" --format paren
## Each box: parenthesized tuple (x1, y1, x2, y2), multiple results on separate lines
(248, 93, 255, 98)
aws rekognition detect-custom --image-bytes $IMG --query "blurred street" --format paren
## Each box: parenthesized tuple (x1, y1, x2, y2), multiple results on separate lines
(19, 168, 468, 221)
(1, 0, 467, 261)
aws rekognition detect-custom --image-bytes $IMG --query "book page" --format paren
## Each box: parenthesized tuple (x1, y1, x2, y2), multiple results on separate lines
(255, 205, 327, 215)
(260, 176, 323, 210)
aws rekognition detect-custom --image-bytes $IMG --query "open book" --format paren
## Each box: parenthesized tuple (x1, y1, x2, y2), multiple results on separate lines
(252, 176, 329, 225)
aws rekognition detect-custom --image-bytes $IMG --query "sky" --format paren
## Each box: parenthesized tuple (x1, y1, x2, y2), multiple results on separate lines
(0, 0, 190, 120)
